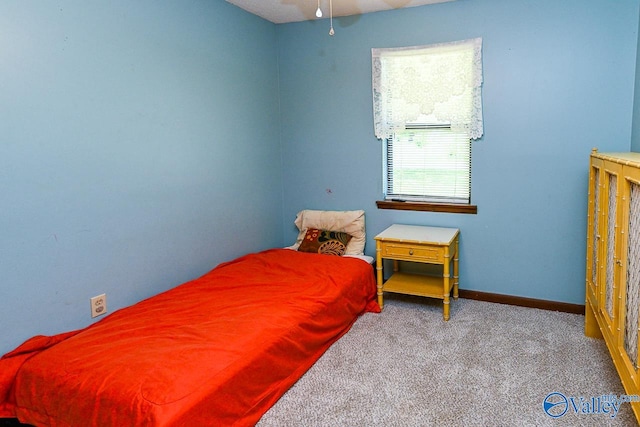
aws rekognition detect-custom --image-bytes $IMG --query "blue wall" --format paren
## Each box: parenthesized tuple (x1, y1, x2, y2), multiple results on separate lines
(278, 0, 639, 304)
(2, 0, 639, 356)
(632, 8, 640, 152)
(0, 1, 282, 355)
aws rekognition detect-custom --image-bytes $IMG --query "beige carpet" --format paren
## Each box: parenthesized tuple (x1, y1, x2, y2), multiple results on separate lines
(257, 295, 638, 426)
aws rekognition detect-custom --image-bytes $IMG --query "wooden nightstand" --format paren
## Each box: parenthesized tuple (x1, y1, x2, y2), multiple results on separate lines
(375, 224, 460, 320)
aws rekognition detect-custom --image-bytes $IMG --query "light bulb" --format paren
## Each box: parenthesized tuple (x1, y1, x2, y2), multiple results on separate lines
(316, 7, 322, 18)
(329, 26, 335, 36)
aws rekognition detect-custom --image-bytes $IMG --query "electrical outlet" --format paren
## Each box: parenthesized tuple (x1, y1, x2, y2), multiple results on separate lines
(90, 294, 107, 318)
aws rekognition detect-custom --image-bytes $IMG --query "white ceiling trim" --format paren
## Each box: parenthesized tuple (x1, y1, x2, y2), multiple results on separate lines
(226, 0, 456, 24)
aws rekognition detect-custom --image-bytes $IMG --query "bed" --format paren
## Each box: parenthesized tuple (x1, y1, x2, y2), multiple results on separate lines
(0, 210, 379, 426)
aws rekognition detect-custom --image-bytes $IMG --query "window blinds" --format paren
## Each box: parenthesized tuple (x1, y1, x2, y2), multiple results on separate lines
(386, 127, 471, 203)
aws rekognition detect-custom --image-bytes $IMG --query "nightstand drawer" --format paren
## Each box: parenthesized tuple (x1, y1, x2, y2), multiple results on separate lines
(381, 243, 443, 262)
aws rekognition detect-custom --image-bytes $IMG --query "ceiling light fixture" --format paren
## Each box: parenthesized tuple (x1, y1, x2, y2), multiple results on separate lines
(329, 0, 334, 36)
(315, 0, 335, 36)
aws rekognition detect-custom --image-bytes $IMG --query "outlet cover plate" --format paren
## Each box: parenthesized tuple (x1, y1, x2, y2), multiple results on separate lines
(90, 294, 107, 318)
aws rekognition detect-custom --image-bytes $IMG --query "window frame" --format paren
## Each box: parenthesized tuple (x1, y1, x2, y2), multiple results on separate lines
(378, 124, 477, 214)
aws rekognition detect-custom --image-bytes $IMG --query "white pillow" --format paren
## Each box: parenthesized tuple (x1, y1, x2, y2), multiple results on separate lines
(288, 210, 366, 255)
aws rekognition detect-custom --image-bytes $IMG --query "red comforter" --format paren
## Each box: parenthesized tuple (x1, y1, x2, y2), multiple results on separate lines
(0, 249, 379, 426)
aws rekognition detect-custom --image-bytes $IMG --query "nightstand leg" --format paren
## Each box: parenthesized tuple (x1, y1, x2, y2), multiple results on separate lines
(443, 247, 451, 321)
(376, 241, 384, 310)
(453, 237, 459, 299)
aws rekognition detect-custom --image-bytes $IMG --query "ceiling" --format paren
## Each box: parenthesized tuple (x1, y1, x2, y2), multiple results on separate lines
(225, 0, 456, 24)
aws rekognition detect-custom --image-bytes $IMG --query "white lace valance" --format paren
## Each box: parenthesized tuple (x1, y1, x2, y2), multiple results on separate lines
(372, 38, 483, 140)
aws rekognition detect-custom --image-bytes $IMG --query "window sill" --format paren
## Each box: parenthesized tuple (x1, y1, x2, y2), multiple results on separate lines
(376, 200, 478, 214)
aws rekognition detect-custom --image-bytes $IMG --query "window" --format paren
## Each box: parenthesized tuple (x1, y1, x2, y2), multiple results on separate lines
(372, 38, 483, 211)
(386, 125, 471, 204)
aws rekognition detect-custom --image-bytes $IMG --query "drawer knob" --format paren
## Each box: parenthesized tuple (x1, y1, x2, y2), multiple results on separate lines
(409, 249, 414, 255)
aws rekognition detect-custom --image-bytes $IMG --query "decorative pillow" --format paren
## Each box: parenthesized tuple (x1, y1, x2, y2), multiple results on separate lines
(288, 210, 366, 255)
(298, 228, 352, 256)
